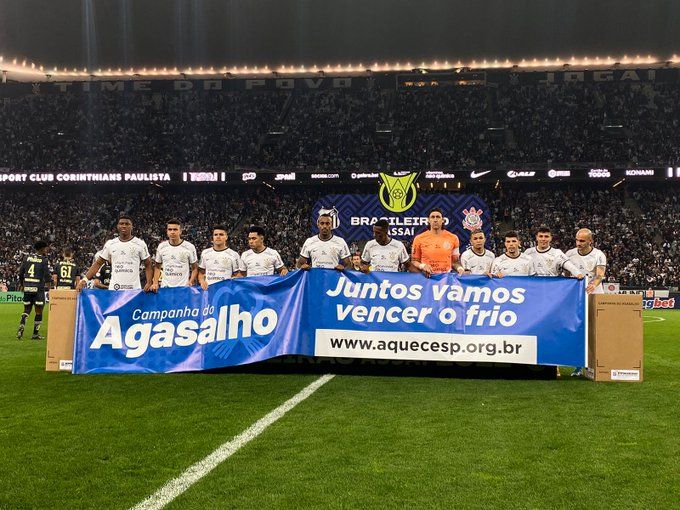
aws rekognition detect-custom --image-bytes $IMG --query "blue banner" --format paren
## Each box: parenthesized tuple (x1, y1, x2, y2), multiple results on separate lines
(73, 271, 586, 374)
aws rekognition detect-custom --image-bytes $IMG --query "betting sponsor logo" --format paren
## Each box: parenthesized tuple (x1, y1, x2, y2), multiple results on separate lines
(242, 172, 257, 182)
(642, 297, 676, 310)
(274, 172, 296, 182)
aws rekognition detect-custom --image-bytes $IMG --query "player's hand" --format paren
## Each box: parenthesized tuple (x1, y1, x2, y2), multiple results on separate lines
(188, 279, 196, 286)
(200, 281, 209, 291)
(420, 263, 433, 278)
(586, 282, 596, 294)
(299, 263, 311, 271)
(76, 280, 87, 292)
(575, 273, 585, 280)
(150, 282, 159, 293)
(279, 268, 289, 276)
(335, 264, 345, 271)
(456, 266, 465, 276)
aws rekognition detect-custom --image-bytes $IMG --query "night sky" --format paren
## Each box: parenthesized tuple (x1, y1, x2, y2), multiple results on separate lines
(0, 0, 678, 70)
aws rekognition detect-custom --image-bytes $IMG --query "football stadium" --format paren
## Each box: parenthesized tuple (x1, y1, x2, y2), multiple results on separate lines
(1, 1, 679, 508)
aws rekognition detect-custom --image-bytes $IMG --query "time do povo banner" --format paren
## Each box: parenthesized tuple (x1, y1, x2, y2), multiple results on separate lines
(73, 270, 586, 374)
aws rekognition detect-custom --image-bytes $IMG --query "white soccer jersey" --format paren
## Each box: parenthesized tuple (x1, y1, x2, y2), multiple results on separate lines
(99, 237, 150, 290)
(361, 239, 409, 272)
(154, 240, 197, 287)
(490, 252, 537, 276)
(225, 247, 247, 274)
(241, 247, 285, 276)
(460, 248, 496, 275)
(524, 246, 577, 276)
(300, 235, 350, 269)
(565, 247, 607, 293)
(199, 248, 239, 285)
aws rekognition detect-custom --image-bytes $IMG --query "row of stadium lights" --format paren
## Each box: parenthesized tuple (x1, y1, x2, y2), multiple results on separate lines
(0, 54, 675, 78)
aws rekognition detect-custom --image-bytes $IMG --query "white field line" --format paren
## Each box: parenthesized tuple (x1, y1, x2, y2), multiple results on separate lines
(130, 374, 335, 510)
(643, 315, 666, 323)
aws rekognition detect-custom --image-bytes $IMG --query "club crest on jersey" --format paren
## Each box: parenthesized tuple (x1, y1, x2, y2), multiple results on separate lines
(379, 172, 418, 213)
(318, 207, 340, 229)
(462, 207, 484, 231)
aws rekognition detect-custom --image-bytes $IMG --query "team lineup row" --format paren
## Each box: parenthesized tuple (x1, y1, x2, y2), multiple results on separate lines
(15, 208, 606, 342)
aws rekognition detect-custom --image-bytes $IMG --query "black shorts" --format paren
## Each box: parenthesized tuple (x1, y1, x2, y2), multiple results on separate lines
(23, 290, 46, 306)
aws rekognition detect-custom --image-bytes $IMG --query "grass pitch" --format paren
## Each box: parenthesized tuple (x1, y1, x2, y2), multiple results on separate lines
(0, 305, 678, 509)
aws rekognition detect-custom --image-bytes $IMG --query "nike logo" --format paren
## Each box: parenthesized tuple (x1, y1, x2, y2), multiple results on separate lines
(470, 170, 492, 178)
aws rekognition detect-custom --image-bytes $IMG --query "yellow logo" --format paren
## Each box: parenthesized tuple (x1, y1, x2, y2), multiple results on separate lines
(378, 172, 418, 213)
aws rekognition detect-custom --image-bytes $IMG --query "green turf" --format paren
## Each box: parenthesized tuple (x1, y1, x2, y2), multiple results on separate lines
(0, 305, 678, 509)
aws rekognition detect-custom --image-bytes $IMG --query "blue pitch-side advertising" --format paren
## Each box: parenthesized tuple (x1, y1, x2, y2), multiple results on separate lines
(312, 193, 492, 246)
(73, 271, 586, 374)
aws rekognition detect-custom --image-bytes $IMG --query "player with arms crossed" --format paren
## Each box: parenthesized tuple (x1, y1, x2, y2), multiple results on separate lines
(17, 241, 51, 340)
(460, 229, 495, 275)
(241, 226, 288, 277)
(411, 208, 464, 277)
(198, 225, 241, 289)
(361, 219, 410, 273)
(151, 219, 198, 291)
(297, 213, 351, 270)
(78, 215, 153, 291)
(53, 248, 80, 290)
(489, 231, 537, 277)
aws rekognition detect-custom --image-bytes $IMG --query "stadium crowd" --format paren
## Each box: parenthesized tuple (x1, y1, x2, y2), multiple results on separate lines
(0, 185, 676, 290)
(2, 81, 680, 170)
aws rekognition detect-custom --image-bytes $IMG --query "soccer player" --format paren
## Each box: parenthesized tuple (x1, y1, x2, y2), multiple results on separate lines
(460, 229, 495, 275)
(241, 226, 288, 277)
(17, 241, 51, 340)
(198, 225, 241, 289)
(565, 228, 607, 294)
(361, 219, 410, 273)
(410, 208, 464, 276)
(78, 215, 153, 291)
(53, 248, 80, 290)
(150, 219, 198, 291)
(297, 213, 351, 270)
(525, 226, 584, 279)
(489, 231, 537, 277)
(565, 228, 607, 377)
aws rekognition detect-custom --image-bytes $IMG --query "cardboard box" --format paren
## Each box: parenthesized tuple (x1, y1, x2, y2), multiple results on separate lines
(45, 289, 78, 372)
(586, 294, 643, 382)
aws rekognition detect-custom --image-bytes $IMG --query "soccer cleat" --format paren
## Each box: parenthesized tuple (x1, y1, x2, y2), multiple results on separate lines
(17, 324, 25, 339)
(31, 334, 44, 341)
(571, 367, 583, 377)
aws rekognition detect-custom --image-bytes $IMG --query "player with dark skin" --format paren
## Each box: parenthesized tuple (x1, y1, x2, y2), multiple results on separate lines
(296, 216, 351, 271)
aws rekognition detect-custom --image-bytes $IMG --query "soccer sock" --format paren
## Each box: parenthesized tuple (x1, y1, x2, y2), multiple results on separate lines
(20, 313, 28, 326)
(33, 314, 43, 335)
